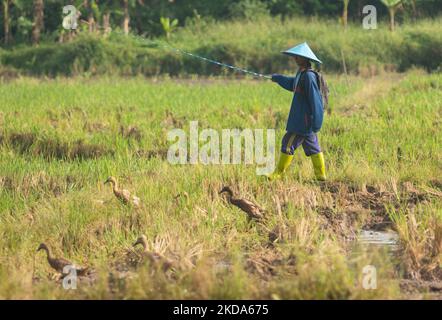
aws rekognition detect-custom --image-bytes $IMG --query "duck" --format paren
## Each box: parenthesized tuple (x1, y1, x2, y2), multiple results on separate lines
(104, 176, 140, 207)
(37, 243, 89, 276)
(133, 235, 174, 272)
(219, 186, 265, 221)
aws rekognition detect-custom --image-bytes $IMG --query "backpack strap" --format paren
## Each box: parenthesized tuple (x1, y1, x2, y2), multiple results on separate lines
(310, 70, 329, 110)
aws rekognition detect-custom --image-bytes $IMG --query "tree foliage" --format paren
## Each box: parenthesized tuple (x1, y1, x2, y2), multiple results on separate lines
(0, 0, 441, 46)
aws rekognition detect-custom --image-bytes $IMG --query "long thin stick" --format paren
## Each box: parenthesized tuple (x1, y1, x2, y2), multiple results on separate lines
(161, 43, 272, 79)
(77, 20, 272, 79)
(117, 27, 272, 79)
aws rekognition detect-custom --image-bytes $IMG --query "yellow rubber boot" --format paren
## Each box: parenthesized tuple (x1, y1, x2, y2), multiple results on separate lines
(267, 153, 294, 180)
(310, 152, 326, 181)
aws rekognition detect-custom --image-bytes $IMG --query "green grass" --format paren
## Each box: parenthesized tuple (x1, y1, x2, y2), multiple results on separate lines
(0, 70, 441, 299)
(1, 17, 441, 77)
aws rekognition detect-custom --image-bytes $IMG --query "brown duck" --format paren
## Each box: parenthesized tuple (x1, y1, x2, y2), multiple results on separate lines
(37, 243, 89, 276)
(133, 235, 174, 272)
(104, 176, 140, 207)
(219, 186, 265, 221)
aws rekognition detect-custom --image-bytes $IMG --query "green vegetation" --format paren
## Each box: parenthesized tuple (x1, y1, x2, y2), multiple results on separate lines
(2, 0, 442, 46)
(0, 71, 440, 299)
(160, 17, 179, 39)
(1, 17, 441, 77)
(0, 0, 441, 302)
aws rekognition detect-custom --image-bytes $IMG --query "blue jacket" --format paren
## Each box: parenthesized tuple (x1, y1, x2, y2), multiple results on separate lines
(272, 70, 324, 135)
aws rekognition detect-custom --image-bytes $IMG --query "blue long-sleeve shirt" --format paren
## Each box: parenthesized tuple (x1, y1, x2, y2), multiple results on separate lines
(272, 70, 324, 135)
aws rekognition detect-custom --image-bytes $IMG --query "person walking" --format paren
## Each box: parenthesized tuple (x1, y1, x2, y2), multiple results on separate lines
(268, 42, 328, 181)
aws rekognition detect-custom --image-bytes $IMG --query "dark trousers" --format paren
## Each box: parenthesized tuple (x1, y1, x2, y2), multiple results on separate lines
(281, 132, 321, 156)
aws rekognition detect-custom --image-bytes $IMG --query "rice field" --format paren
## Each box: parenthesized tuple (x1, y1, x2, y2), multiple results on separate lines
(0, 70, 441, 299)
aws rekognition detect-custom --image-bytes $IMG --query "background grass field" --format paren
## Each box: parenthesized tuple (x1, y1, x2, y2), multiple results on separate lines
(1, 17, 441, 77)
(0, 70, 440, 299)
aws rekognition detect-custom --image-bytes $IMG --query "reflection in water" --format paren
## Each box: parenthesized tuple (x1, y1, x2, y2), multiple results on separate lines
(358, 230, 399, 251)
(349, 229, 401, 266)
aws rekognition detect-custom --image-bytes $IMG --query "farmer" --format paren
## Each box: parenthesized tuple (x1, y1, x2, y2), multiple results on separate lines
(268, 42, 327, 181)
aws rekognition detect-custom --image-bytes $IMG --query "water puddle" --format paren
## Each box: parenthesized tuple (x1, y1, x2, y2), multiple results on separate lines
(348, 228, 401, 267)
(349, 228, 401, 258)
(357, 229, 400, 253)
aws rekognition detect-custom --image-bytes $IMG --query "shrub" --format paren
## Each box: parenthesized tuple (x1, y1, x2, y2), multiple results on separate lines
(0, 17, 440, 76)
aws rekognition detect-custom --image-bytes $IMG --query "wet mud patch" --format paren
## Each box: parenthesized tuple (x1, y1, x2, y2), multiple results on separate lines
(318, 181, 437, 233)
(317, 181, 442, 295)
(316, 207, 361, 241)
(2, 132, 113, 160)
